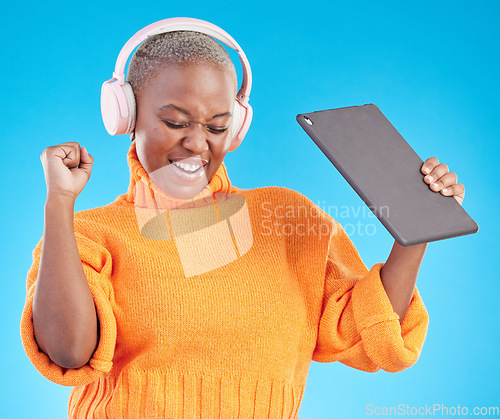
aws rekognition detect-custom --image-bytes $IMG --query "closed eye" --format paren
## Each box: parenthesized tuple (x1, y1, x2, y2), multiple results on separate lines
(161, 119, 228, 134)
(207, 126, 228, 134)
(161, 119, 188, 129)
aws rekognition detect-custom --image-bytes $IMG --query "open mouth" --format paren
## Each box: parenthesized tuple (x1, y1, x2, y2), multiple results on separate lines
(168, 159, 204, 173)
(167, 159, 207, 182)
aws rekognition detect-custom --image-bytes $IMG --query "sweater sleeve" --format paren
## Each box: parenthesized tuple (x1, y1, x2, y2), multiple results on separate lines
(312, 221, 429, 373)
(20, 230, 117, 386)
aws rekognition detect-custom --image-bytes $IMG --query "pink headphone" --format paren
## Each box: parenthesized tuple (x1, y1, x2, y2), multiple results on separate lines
(100, 17, 253, 152)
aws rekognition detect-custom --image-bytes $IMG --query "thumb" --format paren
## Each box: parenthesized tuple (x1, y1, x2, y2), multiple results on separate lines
(78, 147, 94, 170)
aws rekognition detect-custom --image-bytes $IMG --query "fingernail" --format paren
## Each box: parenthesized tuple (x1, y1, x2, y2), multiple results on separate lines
(432, 183, 439, 188)
(425, 175, 434, 182)
(423, 167, 430, 174)
(442, 188, 448, 193)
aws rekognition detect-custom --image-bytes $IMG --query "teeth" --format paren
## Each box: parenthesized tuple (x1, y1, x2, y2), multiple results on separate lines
(172, 161, 201, 172)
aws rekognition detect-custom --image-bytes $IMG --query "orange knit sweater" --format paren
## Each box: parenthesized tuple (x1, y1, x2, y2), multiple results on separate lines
(20, 140, 429, 418)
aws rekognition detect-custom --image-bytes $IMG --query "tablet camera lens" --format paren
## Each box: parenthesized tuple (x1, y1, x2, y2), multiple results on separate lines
(303, 116, 313, 125)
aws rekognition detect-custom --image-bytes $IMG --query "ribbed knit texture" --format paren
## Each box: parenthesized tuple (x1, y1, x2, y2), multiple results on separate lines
(20, 141, 429, 418)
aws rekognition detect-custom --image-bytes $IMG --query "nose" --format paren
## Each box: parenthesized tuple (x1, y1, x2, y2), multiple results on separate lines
(182, 122, 209, 154)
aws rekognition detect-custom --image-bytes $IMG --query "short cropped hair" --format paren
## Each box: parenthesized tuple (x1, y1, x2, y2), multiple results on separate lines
(127, 30, 237, 96)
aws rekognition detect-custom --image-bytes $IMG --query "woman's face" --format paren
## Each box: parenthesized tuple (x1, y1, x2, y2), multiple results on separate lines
(134, 62, 237, 200)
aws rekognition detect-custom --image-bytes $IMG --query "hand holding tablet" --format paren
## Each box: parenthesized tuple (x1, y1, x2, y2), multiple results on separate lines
(420, 157, 465, 206)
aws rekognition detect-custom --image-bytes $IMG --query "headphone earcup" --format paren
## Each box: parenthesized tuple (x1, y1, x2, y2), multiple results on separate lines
(228, 100, 252, 152)
(123, 82, 137, 133)
(101, 80, 136, 135)
(229, 100, 240, 141)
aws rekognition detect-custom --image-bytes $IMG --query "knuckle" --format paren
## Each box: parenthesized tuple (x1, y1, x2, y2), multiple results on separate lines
(40, 146, 52, 158)
(437, 163, 448, 172)
(443, 172, 456, 182)
(423, 157, 440, 174)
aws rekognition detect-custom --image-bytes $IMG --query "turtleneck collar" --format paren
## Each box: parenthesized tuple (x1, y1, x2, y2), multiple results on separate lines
(125, 140, 232, 210)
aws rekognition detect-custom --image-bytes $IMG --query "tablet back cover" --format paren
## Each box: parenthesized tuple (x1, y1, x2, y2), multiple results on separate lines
(297, 104, 478, 246)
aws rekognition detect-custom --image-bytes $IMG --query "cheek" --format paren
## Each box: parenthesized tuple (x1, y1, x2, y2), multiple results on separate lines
(137, 129, 171, 166)
(208, 143, 229, 163)
(213, 132, 233, 154)
(144, 125, 175, 149)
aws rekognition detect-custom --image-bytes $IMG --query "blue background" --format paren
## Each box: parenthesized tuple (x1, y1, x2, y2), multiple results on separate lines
(3, 0, 498, 417)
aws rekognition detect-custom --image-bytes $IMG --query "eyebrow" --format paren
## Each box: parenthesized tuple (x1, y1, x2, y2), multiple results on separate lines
(158, 104, 232, 119)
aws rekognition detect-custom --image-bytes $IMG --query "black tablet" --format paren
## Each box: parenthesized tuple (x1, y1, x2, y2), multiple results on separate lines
(297, 104, 479, 246)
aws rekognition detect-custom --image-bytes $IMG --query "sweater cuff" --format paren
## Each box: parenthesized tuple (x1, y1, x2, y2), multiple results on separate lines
(352, 262, 429, 372)
(20, 280, 117, 387)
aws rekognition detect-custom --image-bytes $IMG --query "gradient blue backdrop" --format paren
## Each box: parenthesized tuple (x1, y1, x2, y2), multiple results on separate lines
(3, 0, 498, 417)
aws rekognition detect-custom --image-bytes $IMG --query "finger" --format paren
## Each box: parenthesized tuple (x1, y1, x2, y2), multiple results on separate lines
(429, 172, 458, 192)
(421, 157, 439, 175)
(441, 183, 465, 199)
(423, 162, 449, 186)
(79, 147, 93, 166)
(62, 145, 80, 169)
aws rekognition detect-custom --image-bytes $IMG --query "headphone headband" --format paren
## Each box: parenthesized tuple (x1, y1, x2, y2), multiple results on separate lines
(112, 17, 252, 104)
(101, 17, 253, 145)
